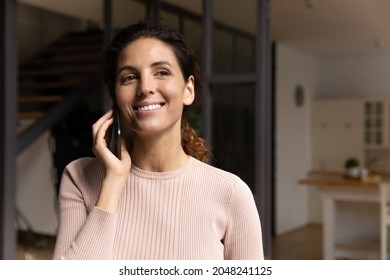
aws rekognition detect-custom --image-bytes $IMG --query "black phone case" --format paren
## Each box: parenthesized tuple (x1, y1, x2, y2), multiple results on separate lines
(112, 102, 121, 159)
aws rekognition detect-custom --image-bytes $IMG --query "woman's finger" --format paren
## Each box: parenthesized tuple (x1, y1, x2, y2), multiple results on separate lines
(93, 117, 114, 153)
(92, 110, 113, 137)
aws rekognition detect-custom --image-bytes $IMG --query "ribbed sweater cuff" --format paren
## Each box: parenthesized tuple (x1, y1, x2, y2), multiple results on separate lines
(62, 207, 118, 259)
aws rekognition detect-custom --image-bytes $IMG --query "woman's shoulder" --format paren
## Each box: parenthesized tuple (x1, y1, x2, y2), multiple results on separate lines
(189, 158, 254, 205)
(59, 157, 104, 207)
(63, 157, 104, 181)
(189, 157, 244, 186)
(65, 156, 101, 170)
(60, 157, 104, 195)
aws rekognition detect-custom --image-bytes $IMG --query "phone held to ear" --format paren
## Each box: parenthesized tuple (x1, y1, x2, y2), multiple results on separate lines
(111, 102, 122, 159)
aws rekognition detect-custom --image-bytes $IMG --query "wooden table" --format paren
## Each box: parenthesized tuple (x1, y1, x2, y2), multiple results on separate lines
(299, 175, 381, 259)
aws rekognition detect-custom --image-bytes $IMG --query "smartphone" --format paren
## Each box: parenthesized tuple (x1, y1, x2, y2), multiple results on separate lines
(111, 101, 122, 159)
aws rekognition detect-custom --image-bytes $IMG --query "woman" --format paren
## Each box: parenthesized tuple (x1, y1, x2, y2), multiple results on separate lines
(53, 21, 263, 260)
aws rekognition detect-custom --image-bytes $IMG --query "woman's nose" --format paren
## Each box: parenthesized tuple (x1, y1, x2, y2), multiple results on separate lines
(137, 76, 154, 96)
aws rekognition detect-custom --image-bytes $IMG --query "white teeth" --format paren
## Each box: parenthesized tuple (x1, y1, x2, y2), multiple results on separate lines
(138, 104, 162, 111)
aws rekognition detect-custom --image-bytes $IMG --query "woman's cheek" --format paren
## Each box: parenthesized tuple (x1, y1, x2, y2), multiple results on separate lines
(116, 90, 132, 106)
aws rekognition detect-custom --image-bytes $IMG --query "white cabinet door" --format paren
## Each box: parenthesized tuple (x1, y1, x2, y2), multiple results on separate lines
(312, 99, 364, 171)
(363, 99, 389, 148)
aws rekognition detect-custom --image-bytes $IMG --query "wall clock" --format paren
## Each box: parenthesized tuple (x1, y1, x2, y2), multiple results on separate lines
(294, 84, 305, 107)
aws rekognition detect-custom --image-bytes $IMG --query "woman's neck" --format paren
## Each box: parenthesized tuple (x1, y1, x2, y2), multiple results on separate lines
(130, 132, 189, 172)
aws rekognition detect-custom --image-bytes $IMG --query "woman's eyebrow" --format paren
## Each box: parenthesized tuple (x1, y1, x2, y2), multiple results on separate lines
(150, 60, 173, 68)
(117, 65, 137, 75)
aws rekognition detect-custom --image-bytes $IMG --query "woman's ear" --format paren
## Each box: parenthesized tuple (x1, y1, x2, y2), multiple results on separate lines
(183, 75, 195, 106)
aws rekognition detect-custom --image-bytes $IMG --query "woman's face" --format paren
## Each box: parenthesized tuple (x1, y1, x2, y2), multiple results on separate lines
(115, 37, 194, 137)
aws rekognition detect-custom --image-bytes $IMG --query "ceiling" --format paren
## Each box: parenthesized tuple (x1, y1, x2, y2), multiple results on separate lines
(271, 0, 390, 59)
(18, 0, 390, 59)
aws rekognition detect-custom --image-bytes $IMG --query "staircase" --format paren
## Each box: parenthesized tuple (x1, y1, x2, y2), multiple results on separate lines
(17, 29, 104, 153)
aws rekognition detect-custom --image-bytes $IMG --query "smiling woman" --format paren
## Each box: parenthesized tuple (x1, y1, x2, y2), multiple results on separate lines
(52, 21, 263, 260)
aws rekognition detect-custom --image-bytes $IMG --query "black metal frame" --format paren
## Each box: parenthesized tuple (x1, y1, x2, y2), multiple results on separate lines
(102, 0, 113, 110)
(201, 0, 272, 259)
(201, 0, 213, 147)
(255, 0, 272, 259)
(0, 0, 17, 260)
(147, 0, 161, 22)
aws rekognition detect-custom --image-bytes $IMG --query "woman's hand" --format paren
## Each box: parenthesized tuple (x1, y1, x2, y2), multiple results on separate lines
(92, 109, 131, 177)
(92, 110, 131, 212)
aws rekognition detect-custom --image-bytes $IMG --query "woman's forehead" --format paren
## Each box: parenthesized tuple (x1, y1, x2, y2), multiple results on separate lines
(118, 38, 179, 66)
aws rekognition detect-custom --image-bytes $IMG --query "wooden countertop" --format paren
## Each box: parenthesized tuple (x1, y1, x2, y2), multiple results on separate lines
(308, 170, 390, 180)
(299, 170, 383, 188)
(298, 177, 379, 188)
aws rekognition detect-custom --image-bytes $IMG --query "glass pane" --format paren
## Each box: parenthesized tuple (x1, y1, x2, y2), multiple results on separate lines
(161, 10, 180, 30)
(376, 102, 382, 115)
(213, 0, 256, 74)
(376, 119, 382, 129)
(365, 132, 371, 144)
(213, 30, 256, 73)
(113, 0, 146, 28)
(365, 119, 371, 128)
(213, 28, 234, 73)
(235, 36, 255, 72)
(365, 102, 371, 115)
(183, 19, 202, 57)
(376, 132, 382, 144)
(210, 83, 255, 191)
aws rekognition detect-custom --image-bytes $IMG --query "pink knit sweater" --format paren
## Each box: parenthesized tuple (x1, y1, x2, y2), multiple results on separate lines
(53, 156, 263, 260)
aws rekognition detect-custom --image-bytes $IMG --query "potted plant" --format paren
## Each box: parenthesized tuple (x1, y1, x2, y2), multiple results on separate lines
(345, 158, 360, 178)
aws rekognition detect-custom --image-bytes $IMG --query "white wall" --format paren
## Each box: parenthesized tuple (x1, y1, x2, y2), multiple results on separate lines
(16, 131, 58, 235)
(276, 44, 321, 235)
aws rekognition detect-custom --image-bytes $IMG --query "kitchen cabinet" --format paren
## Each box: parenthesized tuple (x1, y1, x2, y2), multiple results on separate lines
(312, 99, 364, 171)
(363, 99, 390, 148)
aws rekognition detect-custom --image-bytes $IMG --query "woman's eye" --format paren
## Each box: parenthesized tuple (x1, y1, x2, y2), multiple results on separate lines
(121, 74, 136, 83)
(156, 70, 170, 77)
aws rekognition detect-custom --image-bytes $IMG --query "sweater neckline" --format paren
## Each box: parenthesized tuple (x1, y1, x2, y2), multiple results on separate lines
(130, 156, 194, 180)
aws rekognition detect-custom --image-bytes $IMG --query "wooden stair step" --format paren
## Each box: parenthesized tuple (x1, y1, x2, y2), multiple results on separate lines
(64, 30, 102, 37)
(18, 95, 63, 103)
(18, 111, 44, 120)
(27, 53, 101, 65)
(59, 34, 103, 44)
(19, 65, 98, 77)
(19, 79, 85, 90)
(16, 31, 103, 125)
(44, 44, 102, 54)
